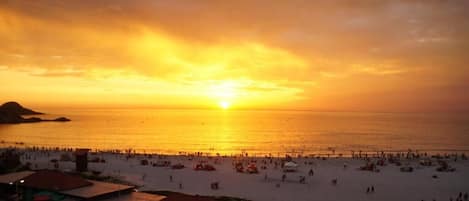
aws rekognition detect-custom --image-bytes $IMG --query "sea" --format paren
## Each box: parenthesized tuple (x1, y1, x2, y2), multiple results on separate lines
(1, 109, 469, 156)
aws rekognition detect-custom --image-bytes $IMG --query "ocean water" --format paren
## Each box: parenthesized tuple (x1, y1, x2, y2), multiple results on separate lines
(1, 109, 469, 155)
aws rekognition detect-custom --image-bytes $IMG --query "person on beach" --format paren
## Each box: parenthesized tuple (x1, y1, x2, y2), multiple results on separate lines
(367, 187, 370, 193)
(170, 175, 173, 182)
(282, 174, 286, 182)
(210, 182, 219, 190)
(464, 192, 468, 201)
(308, 168, 314, 176)
(371, 185, 375, 193)
(264, 173, 268, 181)
(179, 182, 183, 189)
(299, 176, 305, 184)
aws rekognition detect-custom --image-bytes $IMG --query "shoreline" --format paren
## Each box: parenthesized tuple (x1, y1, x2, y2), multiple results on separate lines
(2, 141, 469, 158)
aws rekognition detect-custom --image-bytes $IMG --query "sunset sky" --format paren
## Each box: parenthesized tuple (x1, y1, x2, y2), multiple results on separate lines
(1, 1, 468, 112)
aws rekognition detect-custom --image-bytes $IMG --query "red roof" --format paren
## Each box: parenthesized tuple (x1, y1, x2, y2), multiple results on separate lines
(22, 170, 92, 191)
(160, 192, 215, 201)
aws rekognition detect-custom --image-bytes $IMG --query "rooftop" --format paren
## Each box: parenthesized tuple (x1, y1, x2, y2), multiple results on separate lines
(0, 171, 35, 184)
(22, 170, 92, 191)
(101, 192, 165, 201)
(0, 170, 165, 201)
(61, 180, 133, 199)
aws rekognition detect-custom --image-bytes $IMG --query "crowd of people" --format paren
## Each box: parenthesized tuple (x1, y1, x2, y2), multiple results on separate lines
(1, 145, 468, 201)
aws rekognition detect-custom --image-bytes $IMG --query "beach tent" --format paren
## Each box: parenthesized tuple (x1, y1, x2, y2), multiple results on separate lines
(283, 161, 298, 172)
(247, 163, 258, 174)
(235, 162, 244, 173)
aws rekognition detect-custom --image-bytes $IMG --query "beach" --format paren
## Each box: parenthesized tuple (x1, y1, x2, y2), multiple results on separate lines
(8, 147, 469, 201)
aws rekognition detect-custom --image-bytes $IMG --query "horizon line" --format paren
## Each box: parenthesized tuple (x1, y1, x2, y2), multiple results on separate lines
(33, 105, 469, 114)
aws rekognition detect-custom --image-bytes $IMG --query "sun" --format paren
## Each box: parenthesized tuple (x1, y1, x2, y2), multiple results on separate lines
(209, 81, 237, 110)
(219, 101, 230, 109)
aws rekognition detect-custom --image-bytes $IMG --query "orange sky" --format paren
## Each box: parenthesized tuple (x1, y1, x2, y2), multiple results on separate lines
(1, 1, 468, 112)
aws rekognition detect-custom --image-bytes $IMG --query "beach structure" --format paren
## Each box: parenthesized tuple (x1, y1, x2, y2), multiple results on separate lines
(74, 149, 90, 172)
(283, 161, 298, 172)
(0, 170, 165, 201)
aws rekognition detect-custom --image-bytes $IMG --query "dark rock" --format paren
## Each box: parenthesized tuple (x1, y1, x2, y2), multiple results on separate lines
(0, 110, 24, 123)
(0, 101, 43, 115)
(23, 117, 43, 123)
(53, 117, 71, 122)
(0, 101, 70, 124)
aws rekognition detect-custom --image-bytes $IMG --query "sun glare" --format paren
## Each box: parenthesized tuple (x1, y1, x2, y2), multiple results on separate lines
(219, 101, 230, 109)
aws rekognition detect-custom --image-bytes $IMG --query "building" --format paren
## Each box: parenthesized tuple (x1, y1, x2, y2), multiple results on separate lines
(74, 149, 90, 172)
(0, 170, 165, 201)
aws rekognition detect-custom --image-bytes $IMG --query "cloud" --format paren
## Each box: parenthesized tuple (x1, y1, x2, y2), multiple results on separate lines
(2, 1, 467, 76)
(352, 64, 407, 76)
(0, 0, 468, 111)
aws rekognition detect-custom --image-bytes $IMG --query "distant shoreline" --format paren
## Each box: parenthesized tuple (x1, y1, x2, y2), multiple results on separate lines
(2, 142, 469, 157)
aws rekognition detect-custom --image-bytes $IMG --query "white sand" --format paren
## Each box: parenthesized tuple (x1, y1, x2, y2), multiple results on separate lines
(18, 151, 469, 201)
